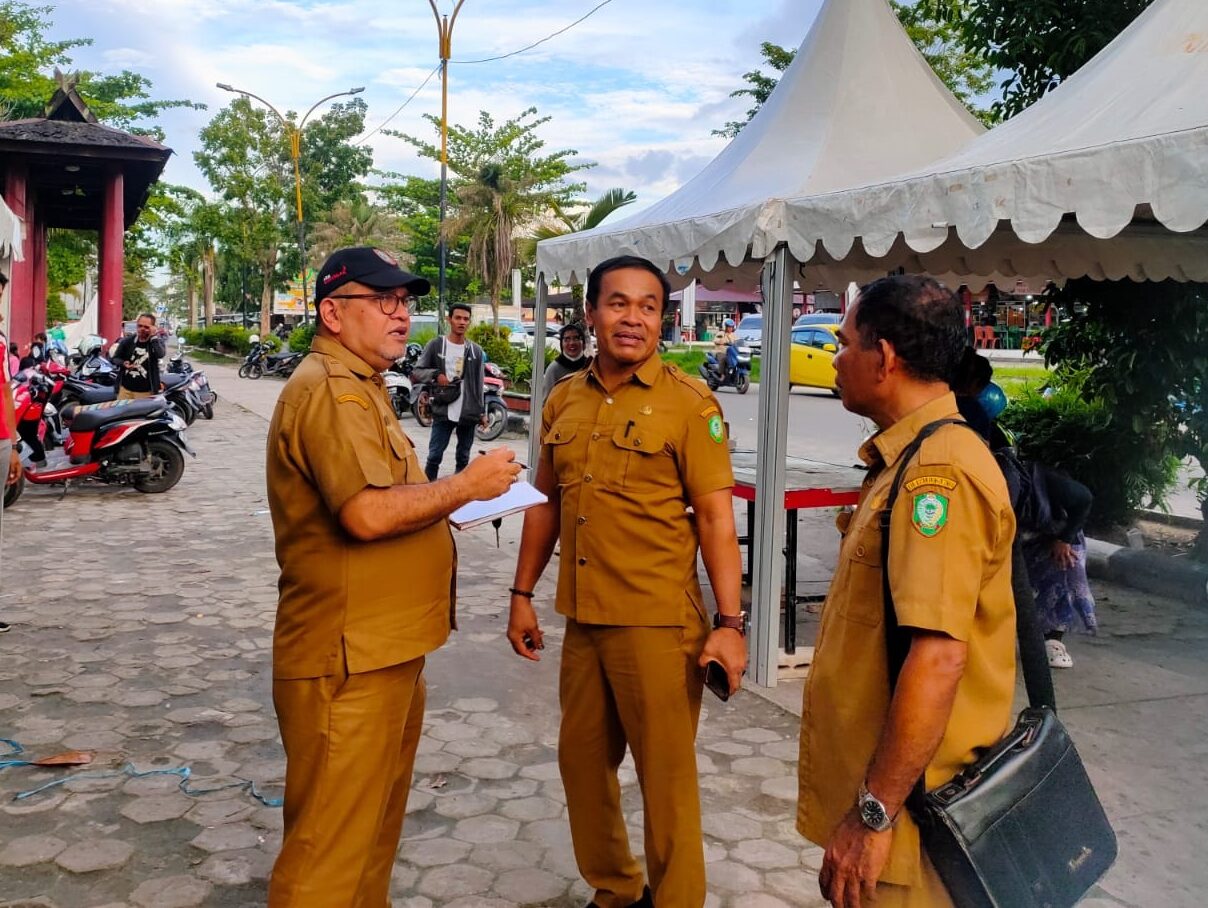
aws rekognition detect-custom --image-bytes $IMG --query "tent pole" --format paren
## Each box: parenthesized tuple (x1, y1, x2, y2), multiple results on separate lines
(751, 246, 795, 687)
(528, 273, 550, 470)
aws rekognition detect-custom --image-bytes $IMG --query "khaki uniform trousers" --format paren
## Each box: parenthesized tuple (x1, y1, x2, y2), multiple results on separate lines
(268, 654, 426, 908)
(873, 851, 955, 908)
(117, 387, 154, 400)
(559, 616, 710, 908)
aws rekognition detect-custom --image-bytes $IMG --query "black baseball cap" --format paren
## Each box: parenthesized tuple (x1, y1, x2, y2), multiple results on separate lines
(314, 247, 430, 303)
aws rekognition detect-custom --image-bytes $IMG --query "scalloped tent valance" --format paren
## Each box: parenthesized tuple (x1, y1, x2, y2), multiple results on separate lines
(539, 0, 1208, 291)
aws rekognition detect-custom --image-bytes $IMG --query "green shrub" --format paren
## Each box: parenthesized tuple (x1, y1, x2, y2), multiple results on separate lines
(409, 329, 436, 350)
(468, 324, 522, 376)
(288, 323, 317, 354)
(1000, 383, 1180, 528)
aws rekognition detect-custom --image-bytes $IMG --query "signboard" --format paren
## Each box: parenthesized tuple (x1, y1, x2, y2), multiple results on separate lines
(273, 271, 317, 317)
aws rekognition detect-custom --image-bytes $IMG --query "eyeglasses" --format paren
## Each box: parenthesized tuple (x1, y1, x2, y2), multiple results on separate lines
(328, 291, 412, 315)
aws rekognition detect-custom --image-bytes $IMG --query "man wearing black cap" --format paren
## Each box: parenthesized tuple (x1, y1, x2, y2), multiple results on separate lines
(265, 246, 521, 906)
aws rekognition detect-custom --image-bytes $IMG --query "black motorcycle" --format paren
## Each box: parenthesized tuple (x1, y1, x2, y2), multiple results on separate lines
(169, 341, 217, 420)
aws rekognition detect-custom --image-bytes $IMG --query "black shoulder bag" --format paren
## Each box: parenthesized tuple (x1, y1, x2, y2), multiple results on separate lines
(881, 419, 1117, 908)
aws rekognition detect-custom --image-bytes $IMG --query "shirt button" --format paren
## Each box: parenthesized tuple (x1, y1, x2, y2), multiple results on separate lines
(578, 557, 587, 566)
(584, 474, 593, 483)
(634, 438, 642, 446)
(605, 397, 614, 404)
(591, 432, 600, 440)
(855, 544, 866, 557)
(577, 516, 587, 525)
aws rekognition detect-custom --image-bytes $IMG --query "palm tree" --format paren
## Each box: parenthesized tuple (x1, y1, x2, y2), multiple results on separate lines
(523, 187, 637, 321)
(445, 162, 533, 327)
(309, 199, 412, 269)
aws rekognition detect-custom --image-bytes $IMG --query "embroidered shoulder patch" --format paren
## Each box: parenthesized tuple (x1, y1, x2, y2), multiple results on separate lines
(904, 475, 957, 493)
(336, 394, 370, 410)
(707, 413, 725, 444)
(911, 492, 949, 537)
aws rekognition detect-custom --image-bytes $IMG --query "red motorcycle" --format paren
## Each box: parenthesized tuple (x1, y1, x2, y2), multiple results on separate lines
(8, 395, 193, 507)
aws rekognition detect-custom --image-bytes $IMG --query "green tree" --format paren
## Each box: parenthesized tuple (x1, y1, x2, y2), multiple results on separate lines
(309, 199, 411, 268)
(921, 0, 1154, 120)
(377, 173, 473, 309)
(522, 187, 637, 321)
(1039, 280, 1208, 549)
(716, 3, 995, 137)
(714, 42, 797, 138)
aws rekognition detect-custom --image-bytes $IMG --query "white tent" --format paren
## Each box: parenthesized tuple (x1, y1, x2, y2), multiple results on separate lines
(531, 0, 994, 685)
(537, 0, 985, 290)
(0, 193, 20, 263)
(773, 0, 1208, 286)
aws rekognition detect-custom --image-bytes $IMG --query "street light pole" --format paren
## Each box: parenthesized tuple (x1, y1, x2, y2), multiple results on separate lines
(428, 0, 466, 336)
(216, 83, 364, 326)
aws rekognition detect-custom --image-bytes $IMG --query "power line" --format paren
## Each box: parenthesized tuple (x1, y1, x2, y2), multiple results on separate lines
(453, 0, 617, 64)
(356, 64, 442, 145)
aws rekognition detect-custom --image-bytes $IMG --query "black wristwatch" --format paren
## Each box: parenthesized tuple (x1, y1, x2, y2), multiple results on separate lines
(857, 784, 895, 832)
(713, 611, 748, 636)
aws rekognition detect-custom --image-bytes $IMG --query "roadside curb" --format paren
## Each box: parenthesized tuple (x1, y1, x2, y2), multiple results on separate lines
(1085, 537, 1208, 605)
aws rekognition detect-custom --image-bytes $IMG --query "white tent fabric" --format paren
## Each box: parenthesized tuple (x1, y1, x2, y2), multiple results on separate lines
(778, 0, 1208, 283)
(537, 0, 984, 288)
(0, 193, 21, 263)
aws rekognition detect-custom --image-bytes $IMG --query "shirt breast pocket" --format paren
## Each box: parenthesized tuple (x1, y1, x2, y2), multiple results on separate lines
(543, 423, 582, 485)
(607, 427, 670, 490)
(838, 522, 885, 627)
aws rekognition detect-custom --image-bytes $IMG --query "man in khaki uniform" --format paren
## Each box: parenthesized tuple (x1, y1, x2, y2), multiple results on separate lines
(265, 246, 520, 907)
(797, 275, 1017, 908)
(507, 255, 748, 908)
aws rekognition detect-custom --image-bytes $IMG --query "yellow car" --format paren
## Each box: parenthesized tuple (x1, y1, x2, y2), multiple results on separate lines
(789, 324, 841, 396)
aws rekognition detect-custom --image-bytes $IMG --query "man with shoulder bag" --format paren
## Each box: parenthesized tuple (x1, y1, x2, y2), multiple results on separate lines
(413, 302, 486, 480)
(798, 275, 1114, 908)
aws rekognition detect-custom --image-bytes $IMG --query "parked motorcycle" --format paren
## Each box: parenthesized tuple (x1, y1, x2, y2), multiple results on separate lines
(238, 337, 267, 379)
(699, 343, 752, 394)
(168, 340, 216, 420)
(242, 339, 303, 380)
(384, 343, 422, 419)
(9, 397, 192, 505)
(411, 362, 511, 442)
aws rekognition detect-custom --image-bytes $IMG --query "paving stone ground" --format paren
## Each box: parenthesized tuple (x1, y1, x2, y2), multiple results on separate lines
(1, 362, 1206, 907)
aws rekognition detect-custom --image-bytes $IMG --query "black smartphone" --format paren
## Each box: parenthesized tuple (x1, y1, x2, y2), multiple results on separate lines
(704, 661, 731, 702)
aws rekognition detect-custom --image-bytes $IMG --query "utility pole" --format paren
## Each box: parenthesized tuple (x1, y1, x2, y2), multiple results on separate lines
(427, 0, 466, 336)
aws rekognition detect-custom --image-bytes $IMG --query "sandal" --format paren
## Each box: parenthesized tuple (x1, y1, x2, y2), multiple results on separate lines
(1046, 639, 1073, 669)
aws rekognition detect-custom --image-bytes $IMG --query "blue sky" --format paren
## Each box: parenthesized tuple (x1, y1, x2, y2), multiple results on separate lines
(49, 0, 826, 213)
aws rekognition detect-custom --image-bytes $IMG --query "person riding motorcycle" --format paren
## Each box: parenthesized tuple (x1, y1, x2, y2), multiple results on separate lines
(713, 318, 739, 381)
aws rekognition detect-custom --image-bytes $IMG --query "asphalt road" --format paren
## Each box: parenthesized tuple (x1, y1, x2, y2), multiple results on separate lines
(711, 382, 873, 467)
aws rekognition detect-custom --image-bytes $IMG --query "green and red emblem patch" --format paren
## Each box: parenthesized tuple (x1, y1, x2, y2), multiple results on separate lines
(707, 413, 725, 444)
(911, 492, 949, 537)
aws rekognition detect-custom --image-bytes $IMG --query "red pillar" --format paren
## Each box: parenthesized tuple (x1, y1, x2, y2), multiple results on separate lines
(31, 217, 47, 337)
(2, 163, 34, 345)
(98, 168, 125, 342)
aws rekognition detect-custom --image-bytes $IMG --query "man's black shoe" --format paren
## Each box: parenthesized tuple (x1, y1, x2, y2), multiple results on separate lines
(586, 887, 653, 908)
(0, 622, 10, 633)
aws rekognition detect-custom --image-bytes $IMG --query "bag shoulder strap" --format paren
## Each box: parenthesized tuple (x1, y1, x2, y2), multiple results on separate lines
(880, 418, 1056, 709)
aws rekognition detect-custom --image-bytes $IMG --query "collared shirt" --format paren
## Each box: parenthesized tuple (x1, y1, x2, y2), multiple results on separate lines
(266, 334, 455, 679)
(797, 393, 1017, 887)
(540, 355, 733, 626)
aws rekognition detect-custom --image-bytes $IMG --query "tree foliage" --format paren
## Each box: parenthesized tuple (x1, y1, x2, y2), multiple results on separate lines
(377, 173, 473, 308)
(309, 199, 411, 269)
(921, 0, 1155, 120)
(0, 1, 201, 137)
(715, 4, 995, 138)
(1038, 280, 1208, 542)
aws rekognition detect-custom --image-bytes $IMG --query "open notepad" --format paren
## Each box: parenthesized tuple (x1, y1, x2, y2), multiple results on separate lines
(448, 481, 549, 530)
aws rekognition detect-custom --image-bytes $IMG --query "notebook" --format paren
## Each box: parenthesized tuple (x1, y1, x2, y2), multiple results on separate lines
(448, 481, 548, 530)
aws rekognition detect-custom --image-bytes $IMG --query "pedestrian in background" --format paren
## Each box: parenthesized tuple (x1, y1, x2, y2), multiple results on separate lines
(508, 255, 747, 907)
(412, 302, 485, 480)
(265, 246, 520, 906)
(544, 321, 590, 385)
(799, 275, 1017, 908)
(113, 314, 164, 400)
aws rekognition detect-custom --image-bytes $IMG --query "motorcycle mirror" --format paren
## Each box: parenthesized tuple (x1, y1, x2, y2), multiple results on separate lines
(176, 337, 186, 347)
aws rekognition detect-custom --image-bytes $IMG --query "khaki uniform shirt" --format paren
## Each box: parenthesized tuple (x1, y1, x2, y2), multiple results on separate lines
(541, 355, 733, 626)
(797, 393, 1017, 887)
(267, 335, 455, 680)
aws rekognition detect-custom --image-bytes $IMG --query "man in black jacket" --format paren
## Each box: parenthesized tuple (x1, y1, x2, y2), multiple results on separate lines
(114, 313, 165, 400)
(412, 303, 485, 480)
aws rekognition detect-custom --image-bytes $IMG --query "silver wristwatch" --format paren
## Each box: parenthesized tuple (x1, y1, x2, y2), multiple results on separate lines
(857, 784, 894, 832)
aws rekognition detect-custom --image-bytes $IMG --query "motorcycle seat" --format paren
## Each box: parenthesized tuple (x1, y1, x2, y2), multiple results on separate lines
(79, 386, 117, 404)
(161, 373, 189, 391)
(65, 397, 168, 432)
